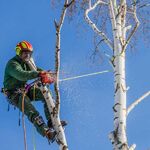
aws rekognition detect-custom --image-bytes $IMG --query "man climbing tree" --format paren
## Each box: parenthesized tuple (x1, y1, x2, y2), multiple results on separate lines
(2, 40, 67, 142)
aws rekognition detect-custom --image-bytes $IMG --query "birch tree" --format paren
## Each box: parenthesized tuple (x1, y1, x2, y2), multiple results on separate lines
(60, 0, 150, 149)
(28, 1, 74, 150)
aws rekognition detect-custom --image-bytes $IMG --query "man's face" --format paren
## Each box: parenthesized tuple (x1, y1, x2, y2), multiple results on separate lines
(20, 50, 33, 62)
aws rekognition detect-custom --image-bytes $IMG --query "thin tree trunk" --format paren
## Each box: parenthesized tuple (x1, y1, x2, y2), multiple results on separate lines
(27, 59, 68, 150)
(112, 51, 128, 149)
(109, 1, 128, 149)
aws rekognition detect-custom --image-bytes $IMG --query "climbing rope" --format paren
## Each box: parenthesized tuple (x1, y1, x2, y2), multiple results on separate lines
(32, 126, 36, 150)
(22, 82, 38, 150)
(22, 90, 28, 150)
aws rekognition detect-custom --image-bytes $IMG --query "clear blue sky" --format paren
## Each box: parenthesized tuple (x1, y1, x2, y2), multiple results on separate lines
(0, 0, 150, 150)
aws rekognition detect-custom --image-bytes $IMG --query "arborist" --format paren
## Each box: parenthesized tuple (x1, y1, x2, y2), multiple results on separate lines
(2, 40, 67, 142)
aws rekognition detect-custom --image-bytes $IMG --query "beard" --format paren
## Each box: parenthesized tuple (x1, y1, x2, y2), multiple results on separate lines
(24, 57, 30, 62)
(20, 54, 31, 62)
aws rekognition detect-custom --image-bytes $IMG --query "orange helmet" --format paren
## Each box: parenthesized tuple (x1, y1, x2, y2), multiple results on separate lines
(15, 40, 33, 55)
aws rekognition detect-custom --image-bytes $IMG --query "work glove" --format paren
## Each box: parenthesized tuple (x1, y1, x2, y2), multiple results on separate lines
(39, 71, 56, 84)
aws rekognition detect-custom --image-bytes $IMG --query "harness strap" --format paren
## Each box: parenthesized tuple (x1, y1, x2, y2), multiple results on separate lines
(22, 89, 28, 150)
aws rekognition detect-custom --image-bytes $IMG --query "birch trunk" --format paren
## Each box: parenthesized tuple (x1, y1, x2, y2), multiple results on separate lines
(111, 48, 127, 150)
(109, 0, 128, 149)
(27, 59, 68, 150)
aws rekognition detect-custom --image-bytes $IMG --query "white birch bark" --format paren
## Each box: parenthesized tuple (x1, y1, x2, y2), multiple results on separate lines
(109, 1, 128, 149)
(27, 59, 68, 150)
(54, 0, 74, 117)
(85, 0, 141, 149)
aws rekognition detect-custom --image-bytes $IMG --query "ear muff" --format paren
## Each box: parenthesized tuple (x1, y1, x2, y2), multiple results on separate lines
(16, 47, 22, 56)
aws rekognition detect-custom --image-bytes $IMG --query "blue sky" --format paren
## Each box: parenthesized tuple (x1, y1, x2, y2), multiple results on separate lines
(0, 0, 150, 150)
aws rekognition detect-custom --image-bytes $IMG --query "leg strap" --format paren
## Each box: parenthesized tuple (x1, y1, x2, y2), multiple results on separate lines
(34, 116, 45, 126)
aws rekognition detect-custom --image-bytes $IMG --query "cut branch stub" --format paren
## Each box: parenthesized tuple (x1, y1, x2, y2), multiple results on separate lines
(64, 0, 75, 8)
(54, 19, 59, 29)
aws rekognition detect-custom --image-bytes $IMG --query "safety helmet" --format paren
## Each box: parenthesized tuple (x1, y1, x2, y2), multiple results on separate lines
(15, 40, 33, 55)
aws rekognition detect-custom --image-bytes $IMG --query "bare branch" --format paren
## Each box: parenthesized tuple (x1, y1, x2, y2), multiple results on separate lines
(122, 0, 140, 53)
(129, 144, 136, 150)
(59, 0, 69, 29)
(94, 39, 105, 51)
(54, 0, 75, 113)
(127, 91, 150, 115)
(85, 0, 114, 50)
(53, 1, 75, 149)
(109, 0, 117, 29)
(138, 3, 150, 9)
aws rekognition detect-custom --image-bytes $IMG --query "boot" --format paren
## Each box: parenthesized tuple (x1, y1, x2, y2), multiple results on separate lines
(33, 115, 56, 140)
(48, 119, 67, 129)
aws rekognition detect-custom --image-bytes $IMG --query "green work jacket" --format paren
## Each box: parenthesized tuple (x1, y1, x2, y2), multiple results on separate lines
(3, 55, 41, 91)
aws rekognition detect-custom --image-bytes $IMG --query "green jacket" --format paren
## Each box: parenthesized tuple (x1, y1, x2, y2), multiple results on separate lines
(3, 55, 41, 91)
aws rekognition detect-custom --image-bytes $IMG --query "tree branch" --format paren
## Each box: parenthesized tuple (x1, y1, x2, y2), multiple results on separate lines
(54, 0, 75, 113)
(127, 91, 150, 115)
(122, 0, 140, 53)
(109, 0, 117, 29)
(138, 3, 150, 9)
(53, 1, 74, 149)
(129, 144, 136, 150)
(85, 0, 114, 50)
